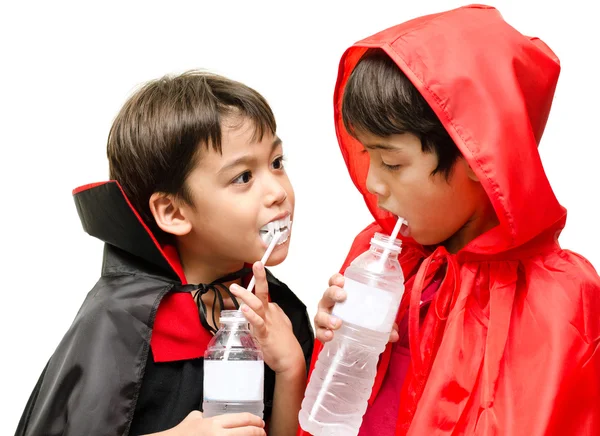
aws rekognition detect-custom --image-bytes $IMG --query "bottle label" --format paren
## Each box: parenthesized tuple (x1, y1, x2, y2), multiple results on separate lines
(203, 360, 264, 401)
(332, 277, 402, 332)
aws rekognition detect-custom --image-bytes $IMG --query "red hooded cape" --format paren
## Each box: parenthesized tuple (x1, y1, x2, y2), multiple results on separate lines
(299, 4, 600, 435)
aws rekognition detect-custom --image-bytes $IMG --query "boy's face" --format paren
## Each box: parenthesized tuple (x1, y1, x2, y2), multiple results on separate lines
(178, 117, 294, 271)
(356, 129, 489, 249)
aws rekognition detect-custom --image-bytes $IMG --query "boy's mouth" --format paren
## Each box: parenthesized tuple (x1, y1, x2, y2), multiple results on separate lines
(385, 212, 409, 237)
(259, 215, 292, 245)
(398, 217, 410, 237)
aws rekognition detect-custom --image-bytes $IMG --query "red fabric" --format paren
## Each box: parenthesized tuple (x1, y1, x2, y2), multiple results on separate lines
(151, 245, 215, 362)
(359, 277, 441, 435)
(299, 4, 600, 436)
(72, 182, 106, 194)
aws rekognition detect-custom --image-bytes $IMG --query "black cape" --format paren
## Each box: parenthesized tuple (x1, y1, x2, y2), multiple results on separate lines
(15, 181, 313, 436)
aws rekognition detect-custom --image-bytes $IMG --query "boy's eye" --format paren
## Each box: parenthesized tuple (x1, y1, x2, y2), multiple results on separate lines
(381, 161, 401, 171)
(232, 171, 252, 185)
(271, 155, 286, 170)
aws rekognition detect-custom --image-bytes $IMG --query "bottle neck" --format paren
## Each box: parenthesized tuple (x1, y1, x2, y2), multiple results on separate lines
(369, 244, 400, 260)
(219, 310, 250, 331)
(369, 232, 402, 261)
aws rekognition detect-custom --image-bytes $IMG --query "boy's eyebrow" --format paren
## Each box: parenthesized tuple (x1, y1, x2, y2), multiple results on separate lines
(364, 143, 401, 151)
(219, 136, 283, 174)
(219, 156, 254, 174)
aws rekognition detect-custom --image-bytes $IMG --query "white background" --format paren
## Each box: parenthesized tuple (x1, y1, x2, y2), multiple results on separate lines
(1, 0, 598, 433)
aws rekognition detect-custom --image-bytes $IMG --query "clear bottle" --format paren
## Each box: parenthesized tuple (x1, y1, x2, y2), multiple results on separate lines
(203, 310, 264, 418)
(299, 233, 405, 435)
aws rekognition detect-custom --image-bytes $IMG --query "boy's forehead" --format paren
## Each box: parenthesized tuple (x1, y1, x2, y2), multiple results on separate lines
(356, 129, 406, 150)
(222, 117, 278, 147)
(196, 117, 279, 159)
(198, 129, 282, 171)
(221, 126, 280, 155)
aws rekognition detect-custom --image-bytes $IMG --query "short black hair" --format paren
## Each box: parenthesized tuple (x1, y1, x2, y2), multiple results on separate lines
(107, 70, 276, 228)
(342, 48, 461, 177)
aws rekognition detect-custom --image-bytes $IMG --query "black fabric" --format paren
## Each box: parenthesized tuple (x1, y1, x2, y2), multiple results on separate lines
(16, 244, 313, 436)
(130, 269, 314, 435)
(129, 350, 205, 435)
(15, 183, 314, 436)
(15, 245, 177, 436)
(74, 181, 178, 279)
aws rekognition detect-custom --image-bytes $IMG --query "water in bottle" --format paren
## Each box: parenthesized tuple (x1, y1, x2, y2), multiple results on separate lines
(299, 232, 405, 435)
(203, 310, 264, 418)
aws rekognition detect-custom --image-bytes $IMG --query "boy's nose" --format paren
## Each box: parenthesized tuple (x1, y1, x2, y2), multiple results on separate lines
(366, 167, 389, 198)
(264, 178, 288, 206)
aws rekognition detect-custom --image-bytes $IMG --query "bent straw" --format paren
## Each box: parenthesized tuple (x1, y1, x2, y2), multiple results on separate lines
(223, 231, 282, 360)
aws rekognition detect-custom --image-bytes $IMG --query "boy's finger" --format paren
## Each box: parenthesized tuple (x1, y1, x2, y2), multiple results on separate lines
(227, 428, 266, 436)
(240, 304, 267, 336)
(252, 261, 269, 306)
(315, 327, 334, 343)
(220, 412, 265, 428)
(317, 286, 346, 311)
(314, 311, 341, 330)
(388, 322, 400, 343)
(328, 273, 345, 287)
(230, 284, 265, 318)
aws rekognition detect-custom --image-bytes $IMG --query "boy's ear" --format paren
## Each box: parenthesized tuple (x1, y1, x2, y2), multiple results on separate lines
(462, 159, 480, 182)
(149, 192, 192, 236)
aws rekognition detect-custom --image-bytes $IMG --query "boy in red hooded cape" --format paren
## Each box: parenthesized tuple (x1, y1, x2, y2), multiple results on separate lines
(300, 4, 600, 435)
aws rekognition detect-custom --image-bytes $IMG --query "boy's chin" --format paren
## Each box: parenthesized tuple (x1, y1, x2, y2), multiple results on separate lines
(412, 232, 446, 248)
(263, 245, 289, 267)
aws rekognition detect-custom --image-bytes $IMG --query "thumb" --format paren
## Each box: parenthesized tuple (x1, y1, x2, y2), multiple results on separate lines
(186, 410, 204, 421)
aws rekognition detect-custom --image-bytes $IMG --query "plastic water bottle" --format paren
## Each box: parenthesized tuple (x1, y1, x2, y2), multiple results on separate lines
(299, 232, 405, 435)
(203, 310, 264, 418)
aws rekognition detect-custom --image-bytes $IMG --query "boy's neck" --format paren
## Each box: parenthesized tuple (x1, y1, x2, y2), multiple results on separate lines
(178, 248, 246, 285)
(443, 196, 499, 254)
(177, 249, 247, 330)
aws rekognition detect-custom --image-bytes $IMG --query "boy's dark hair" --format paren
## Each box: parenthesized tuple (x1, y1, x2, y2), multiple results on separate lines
(107, 70, 276, 230)
(342, 48, 461, 178)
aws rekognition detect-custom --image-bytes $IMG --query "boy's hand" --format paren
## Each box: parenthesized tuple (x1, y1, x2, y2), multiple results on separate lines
(314, 273, 400, 343)
(230, 262, 305, 375)
(147, 411, 265, 435)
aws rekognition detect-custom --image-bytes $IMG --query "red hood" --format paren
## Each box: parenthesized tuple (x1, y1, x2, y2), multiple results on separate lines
(299, 6, 600, 436)
(334, 4, 565, 255)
